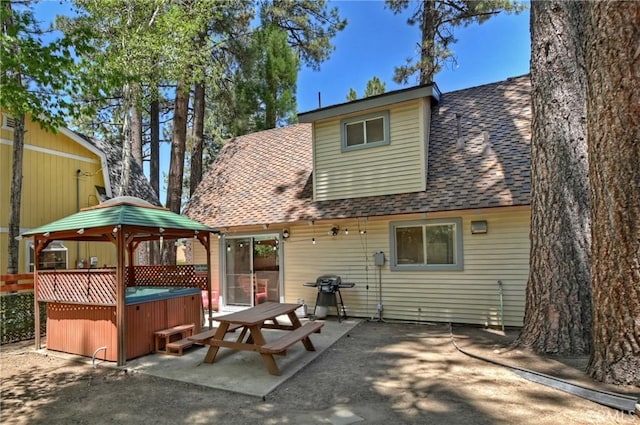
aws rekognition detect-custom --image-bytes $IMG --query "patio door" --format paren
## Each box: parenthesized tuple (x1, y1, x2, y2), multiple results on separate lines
(223, 234, 281, 309)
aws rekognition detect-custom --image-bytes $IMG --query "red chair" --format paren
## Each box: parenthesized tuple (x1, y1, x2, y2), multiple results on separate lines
(201, 290, 219, 310)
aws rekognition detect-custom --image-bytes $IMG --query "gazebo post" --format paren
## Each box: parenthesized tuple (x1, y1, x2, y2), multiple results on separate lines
(33, 237, 41, 350)
(205, 233, 212, 326)
(116, 230, 127, 366)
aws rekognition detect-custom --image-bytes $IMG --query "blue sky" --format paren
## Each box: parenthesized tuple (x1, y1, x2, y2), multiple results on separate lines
(298, 1, 531, 112)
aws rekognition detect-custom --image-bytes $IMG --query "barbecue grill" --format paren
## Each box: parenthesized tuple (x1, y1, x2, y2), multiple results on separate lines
(304, 275, 355, 322)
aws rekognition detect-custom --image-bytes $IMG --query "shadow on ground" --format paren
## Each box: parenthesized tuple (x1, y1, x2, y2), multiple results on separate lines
(1, 321, 638, 425)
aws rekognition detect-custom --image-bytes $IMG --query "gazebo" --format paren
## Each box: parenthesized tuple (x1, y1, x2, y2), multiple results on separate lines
(21, 196, 217, 366)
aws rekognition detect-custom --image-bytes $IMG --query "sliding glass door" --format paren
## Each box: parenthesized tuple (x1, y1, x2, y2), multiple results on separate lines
(223, 234, 281, 309)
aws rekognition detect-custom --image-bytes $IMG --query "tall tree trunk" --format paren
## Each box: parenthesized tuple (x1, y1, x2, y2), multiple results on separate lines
(189, 81, 204, 197)
(149, 92, 160, 264)
(7, 114, 25, 274)
(162, 80, 190, 265)
(131, 102, 143, 168)
(585, 1, 640, 385)
(515, 1, 592, 354)
(5, 2, 24, 275)
(419, 0, 437, 85)
(119, 83, 133, 197)
(150, 94, 160, 199)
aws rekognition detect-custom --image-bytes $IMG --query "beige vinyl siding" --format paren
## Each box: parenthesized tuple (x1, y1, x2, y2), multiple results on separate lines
(282, 207, 530, 327)
(313, 100, 427, 201)
(195, 207, 529, 326)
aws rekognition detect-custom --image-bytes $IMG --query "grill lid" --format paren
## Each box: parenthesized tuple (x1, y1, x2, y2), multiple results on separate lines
(316, 275, 342, 286)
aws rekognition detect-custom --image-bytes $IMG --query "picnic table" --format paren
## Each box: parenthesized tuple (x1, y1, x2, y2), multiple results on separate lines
(190, 302, 323, 376)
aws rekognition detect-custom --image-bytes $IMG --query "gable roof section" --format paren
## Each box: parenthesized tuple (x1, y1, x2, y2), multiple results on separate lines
(185, 75, 531, 228)
(186, 124, 313, 227)
(298, 82, 440, 122)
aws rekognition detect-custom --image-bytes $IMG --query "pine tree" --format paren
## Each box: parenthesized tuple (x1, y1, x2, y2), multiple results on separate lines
(515, 0, 591, 355)
(386, 0, 525, 84)
(584, 0, 640, 385)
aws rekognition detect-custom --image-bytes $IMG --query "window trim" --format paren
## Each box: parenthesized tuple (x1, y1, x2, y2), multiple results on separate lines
(389, 217, 464, 271)
(340, 110, 390, 152)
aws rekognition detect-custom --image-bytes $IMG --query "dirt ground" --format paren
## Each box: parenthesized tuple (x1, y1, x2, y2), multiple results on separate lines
(1, 321, 638, 425)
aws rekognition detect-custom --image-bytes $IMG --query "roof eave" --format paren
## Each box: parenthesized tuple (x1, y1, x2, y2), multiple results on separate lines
(298, 82, 441, 123)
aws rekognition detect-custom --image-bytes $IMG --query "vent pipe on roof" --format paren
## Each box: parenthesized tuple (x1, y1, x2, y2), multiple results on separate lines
(318, 92, 322, 108)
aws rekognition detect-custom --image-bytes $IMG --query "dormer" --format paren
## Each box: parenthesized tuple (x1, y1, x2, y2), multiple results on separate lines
(298, 83, 441, 201)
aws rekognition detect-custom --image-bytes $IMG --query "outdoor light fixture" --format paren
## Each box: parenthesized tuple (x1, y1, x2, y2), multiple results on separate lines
(43, 232, 50, 237)
(77, 228, 85, 234)
(217, 233, 221, 239)
(112, 226, 119, 233)
(227, 244, 231, 252)
(159, 227, 165, 233)
(282, 229, 290, 239)
(471, 220, 488, 234)
(14, 235, 23, 241)
(344, 228, 349, 235)
(312, 237, 316, 245)
(328, 226, 339, 236)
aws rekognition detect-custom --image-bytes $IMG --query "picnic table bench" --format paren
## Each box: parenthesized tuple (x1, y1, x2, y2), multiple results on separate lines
(165, 324, 243, 356)
(259, 321, 324, 354)
(197, 302, 324, 375)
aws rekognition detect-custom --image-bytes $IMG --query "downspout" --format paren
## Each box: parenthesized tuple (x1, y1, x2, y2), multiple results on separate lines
(498, 280, 505, 332)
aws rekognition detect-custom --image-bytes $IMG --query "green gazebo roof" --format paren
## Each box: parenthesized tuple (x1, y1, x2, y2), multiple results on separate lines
(22, 196, 214, 238)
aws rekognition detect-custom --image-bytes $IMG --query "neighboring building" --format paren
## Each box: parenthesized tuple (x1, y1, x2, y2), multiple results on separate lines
(185, 76, 531, 327)
(0, 112, 159, 274)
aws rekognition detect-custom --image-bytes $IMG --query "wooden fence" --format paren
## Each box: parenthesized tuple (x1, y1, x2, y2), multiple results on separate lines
(0, 273, 34, 292)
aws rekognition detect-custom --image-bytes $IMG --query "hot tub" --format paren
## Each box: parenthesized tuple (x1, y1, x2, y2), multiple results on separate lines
(43, 275, 203, 361)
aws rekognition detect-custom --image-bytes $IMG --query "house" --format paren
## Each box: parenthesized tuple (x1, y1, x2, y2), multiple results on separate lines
(185, 75, 531, 327)
(0, 111, 159, 275)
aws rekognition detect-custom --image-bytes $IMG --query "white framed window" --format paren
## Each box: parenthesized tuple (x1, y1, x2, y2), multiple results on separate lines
(341, 110, 390, 151)
(26, 241, 68, 272)
(390, 218, 463, 271)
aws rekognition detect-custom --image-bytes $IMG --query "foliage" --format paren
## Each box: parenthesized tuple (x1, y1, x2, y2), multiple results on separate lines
(232, 24, 299, 134)
(364, 76, 386, 97)
(260, 0, 347, 70)
(1, 0, 95, 129)
(346, 87, 357, 101)
(385, 0, 526, 84)
(346, 76, 386, 101)
(0, 293, 46, 344)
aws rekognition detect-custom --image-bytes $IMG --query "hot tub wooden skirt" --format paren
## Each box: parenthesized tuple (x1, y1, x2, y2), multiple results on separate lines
(46, 291, 202, 361)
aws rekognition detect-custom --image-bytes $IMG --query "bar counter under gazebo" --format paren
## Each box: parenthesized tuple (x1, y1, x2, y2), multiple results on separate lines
(21, 196, 217, 366)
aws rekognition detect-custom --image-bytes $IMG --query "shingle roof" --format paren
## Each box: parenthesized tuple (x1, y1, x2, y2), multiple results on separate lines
(185, 75, 531, 227)
(73, 132, 161, 206)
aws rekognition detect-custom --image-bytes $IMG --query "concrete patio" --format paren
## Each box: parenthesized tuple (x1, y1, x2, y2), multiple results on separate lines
(122, 316, 361, 397)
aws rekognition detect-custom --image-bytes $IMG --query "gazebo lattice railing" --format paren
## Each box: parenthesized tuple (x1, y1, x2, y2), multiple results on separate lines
(36, 265, 208, 306)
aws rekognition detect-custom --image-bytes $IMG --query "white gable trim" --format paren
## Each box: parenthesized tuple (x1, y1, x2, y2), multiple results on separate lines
(57, 128, 113, 198)
(1, 138, 98, 164)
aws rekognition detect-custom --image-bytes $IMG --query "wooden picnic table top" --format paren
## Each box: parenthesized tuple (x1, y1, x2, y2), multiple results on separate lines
(214, 302, 300, 327)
